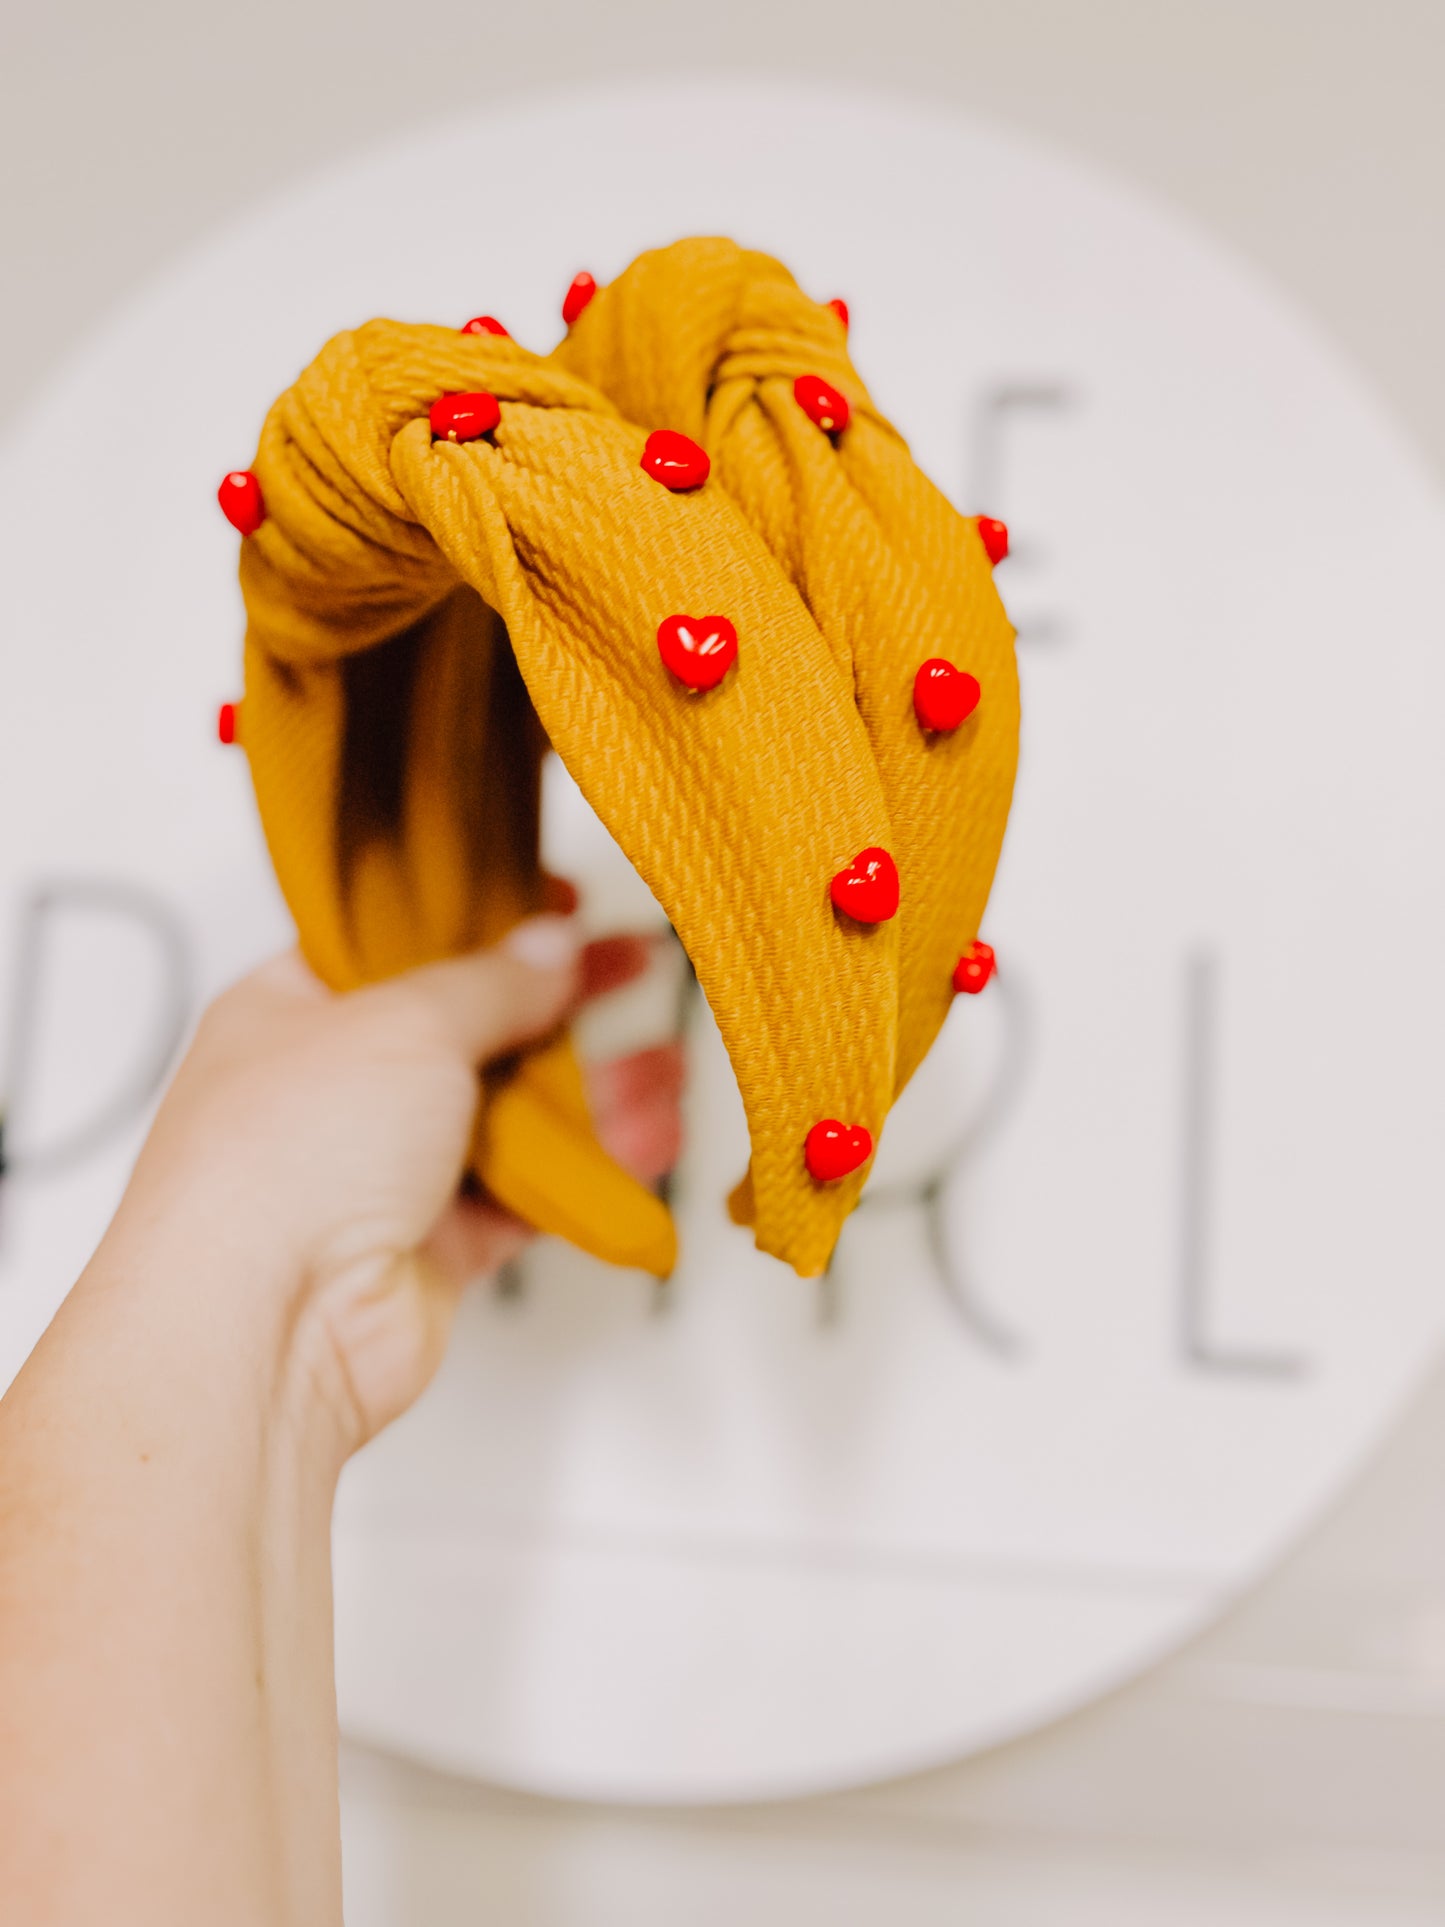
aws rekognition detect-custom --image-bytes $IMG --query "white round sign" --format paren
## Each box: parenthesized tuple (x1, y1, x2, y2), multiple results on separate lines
(1, 81, 1442, 1803)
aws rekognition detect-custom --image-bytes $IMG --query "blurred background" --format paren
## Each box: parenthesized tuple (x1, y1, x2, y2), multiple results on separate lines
(4, 4, 1445, 1922)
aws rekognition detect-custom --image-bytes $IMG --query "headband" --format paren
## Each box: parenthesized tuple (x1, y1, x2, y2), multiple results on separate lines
(221, 237, 1019, 1279)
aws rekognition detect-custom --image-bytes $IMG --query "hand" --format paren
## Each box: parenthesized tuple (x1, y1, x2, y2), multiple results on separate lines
(111, 917, 682, 1457)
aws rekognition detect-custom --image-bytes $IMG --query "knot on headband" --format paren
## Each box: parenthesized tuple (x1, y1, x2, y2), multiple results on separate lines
(231, 236, 1019, 1279)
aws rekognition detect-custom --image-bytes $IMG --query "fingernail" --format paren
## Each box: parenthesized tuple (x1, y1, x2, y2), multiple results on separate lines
(503, 915, 580, 971)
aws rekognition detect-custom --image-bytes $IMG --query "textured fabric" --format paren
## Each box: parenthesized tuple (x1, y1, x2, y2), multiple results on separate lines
(235, 237, 1019, 1279)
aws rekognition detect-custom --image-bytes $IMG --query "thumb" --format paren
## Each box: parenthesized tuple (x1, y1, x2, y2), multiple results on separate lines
(377, 916, 582, 1066)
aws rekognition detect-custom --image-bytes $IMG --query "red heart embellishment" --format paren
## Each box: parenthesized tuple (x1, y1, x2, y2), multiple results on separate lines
(952, 940, 996, 995)
(562, 270, 597, 327)
(913, 658, 982, 733)
(429, 391, 501, 442)
(829, 846, 899, 924)
(460, 314, 509, 337)
(657, 613, 738, 691)
(805, 1119, 873, 1182)
(217, 469, 265, 536)
(794, 373, 851, 435)
(641, 429, 711, 491)
(977, 515, 1009, 565)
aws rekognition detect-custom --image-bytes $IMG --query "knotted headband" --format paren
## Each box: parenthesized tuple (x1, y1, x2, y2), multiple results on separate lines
(222, 237, 1019, 1279)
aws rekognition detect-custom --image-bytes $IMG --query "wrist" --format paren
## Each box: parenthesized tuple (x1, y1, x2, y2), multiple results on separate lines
(85, 1183, 358, 1479)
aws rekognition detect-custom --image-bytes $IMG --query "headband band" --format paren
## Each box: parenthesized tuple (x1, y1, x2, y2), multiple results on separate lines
(227, 237, 1019, 1279)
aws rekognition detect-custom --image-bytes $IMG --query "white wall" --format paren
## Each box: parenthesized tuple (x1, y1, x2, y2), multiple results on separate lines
(336, 1359, 1445, 1921)
(5, 1, 1444, 471)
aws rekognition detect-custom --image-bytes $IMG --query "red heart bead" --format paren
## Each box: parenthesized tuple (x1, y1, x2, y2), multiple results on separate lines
(805, 1119, 873, 1182)
(429, 391, 500, 442)
(913, 658, 982, 733)
(217, 700, 239, 746)
(657, 613, 738, 691)
(794, 374, 851, 434)
(953, 940, 996, 995)
(641, 429, 710, 491)
(217, 470, 265, 536)
(562, 270, 597, 326)
(977, 515, 1009, 565)
(826, 296, 849, 331)
(461, 314, 509, 337)
(830, 846, 899, 924)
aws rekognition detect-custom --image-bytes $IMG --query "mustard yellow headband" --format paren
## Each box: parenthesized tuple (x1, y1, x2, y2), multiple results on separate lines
(219, 237, 1019, 1279)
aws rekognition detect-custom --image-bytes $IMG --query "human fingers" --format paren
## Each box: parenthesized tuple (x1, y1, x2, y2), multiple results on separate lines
(590, 1043, 686, 1183)
(588, 1041, 686, 1112)
(423, 1192, 534, 1289)
(541, 874, 581, 915)
(241, 947, 332, 1002)
(238, 928, 650, 1041)
(577, 933, 654, 1002)
(374, 916, 581, 1065)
